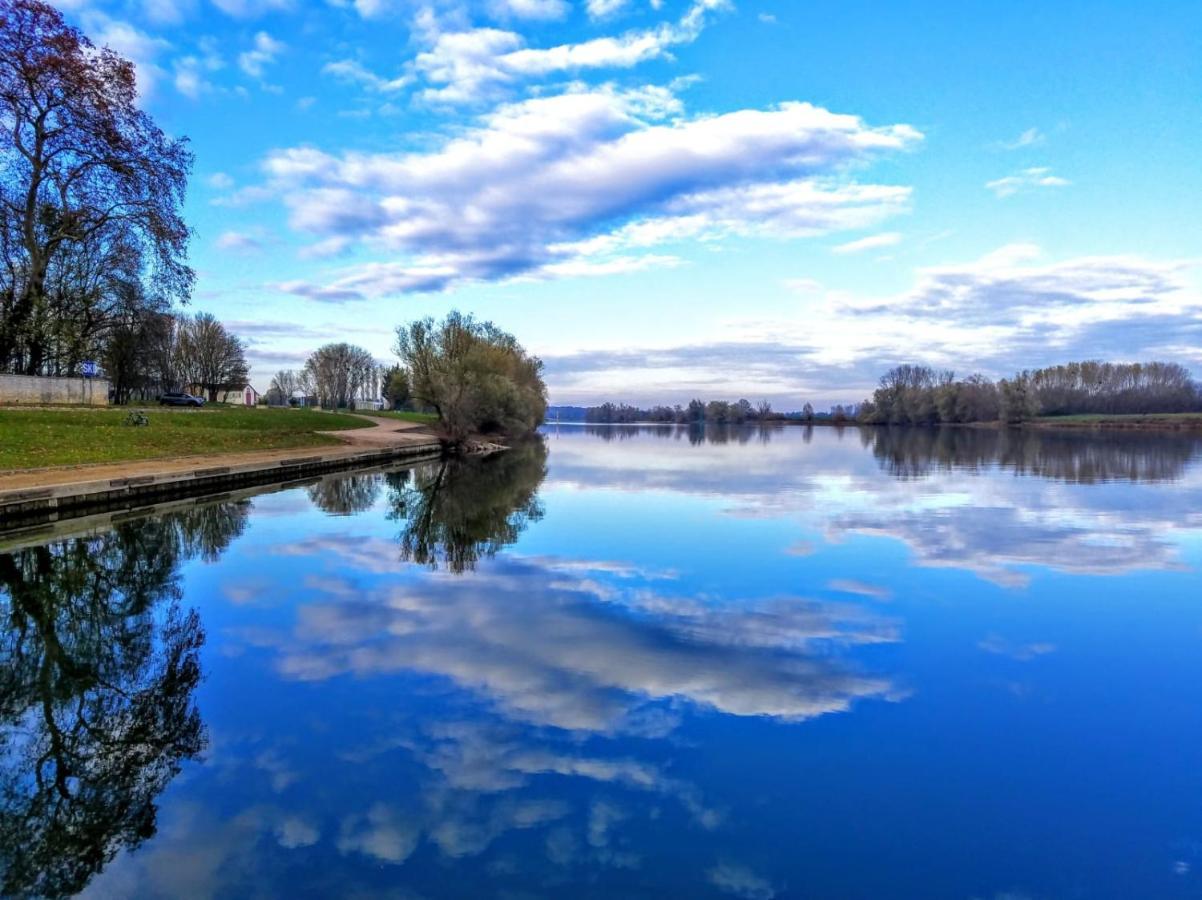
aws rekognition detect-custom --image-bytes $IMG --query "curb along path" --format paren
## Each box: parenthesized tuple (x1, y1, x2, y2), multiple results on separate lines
(0, 414, 442, 525)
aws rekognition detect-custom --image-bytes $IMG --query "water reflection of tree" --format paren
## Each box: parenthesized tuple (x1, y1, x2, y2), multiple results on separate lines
(582, 423, 782, 445)
(306, 473, 383, 516)
(867, 426, 1202, 483)
(387, 439, 547, 573)
(0, 502, 246, 897)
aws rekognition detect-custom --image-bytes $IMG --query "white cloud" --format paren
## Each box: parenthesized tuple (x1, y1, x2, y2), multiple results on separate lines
(238, 31, 285, 78)
(215, 230, 264, 253)
(832, 231, 902, 254)
(255, 88, 918, 300)
(1000, 126, 1045, 150)
(412, 0, 728, 103)
(142, 0, 196, 24)
(985, 166, 1069, 198)
(173, 55, 215, 98)
(211, 0, 292, 17)
(322, 58, 411, 92)
(324, 0, 398, 17)
(84, 15, 170, 99)
(489, 0, 568, 20)
(586, 0, 630, 18)
(207, 172, 236, 190)
(541, 245, 1202, 406)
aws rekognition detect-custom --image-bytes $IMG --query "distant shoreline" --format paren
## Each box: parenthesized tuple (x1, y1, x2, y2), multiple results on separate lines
(548, 414, 1202, 433)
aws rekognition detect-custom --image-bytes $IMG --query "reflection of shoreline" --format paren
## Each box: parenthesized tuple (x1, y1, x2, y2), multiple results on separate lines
(866, 425, 1202, 483)
(544, 423, 788, 446)
(545, 422, 1202, 484)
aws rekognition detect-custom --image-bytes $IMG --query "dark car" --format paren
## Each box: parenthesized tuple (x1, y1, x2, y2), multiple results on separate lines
(159, 391, 206, 407)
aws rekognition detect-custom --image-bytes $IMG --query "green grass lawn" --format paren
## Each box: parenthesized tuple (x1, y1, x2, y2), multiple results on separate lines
(371, 410, 440, 425)
(0, 406, 374, 471)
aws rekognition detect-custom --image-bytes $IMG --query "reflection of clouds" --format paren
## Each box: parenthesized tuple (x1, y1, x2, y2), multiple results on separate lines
(828, 578, 893, 601)
(830, 502, 1190, 587)
(248, 557, 898, 731)
(708, 861, 777, 900)
(384, 717, 724, 832)
(514, 554, 679, 581)
(82, 804, 280, 899)
(337, 803, 420, 864)
(426, 795, 569, 859)
(545, 427, 1202, 585)
(275, 815, 320, 849)
(411, 720, 661, 792)
(274, 533, 402, 574)
(979, 634, 1056, 661)
(190, 550, 894, 886)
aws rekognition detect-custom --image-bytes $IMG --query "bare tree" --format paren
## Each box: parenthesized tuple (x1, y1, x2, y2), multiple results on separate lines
(0, 0, 192, 375)
(175, 313, 247, 402)
(304, 342, 375, 409)
(267, 368, 299, 405)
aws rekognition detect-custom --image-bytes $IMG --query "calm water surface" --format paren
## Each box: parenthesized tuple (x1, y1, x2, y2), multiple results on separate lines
(3, 425, 1202, 898)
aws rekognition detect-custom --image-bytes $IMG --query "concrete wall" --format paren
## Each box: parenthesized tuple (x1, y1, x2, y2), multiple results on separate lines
(0, 374, 110, 406)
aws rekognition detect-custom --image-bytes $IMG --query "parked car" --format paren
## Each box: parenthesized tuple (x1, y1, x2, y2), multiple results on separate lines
(159, 391, 206, 407)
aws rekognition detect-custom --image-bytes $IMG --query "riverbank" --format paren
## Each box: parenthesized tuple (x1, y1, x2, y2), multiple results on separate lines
(778, 413, 1202, 432)
(0, 411, 442, 524)
(0, 406, 378, 470)
(1029, 413, 1202, 431)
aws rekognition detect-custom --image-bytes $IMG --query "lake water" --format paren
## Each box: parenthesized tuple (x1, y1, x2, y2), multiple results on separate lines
(3, 424, 1202, 898)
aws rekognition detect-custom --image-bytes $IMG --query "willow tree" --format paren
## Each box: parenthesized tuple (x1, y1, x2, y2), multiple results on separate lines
(0, 0, 193, 375)
(395, 311, 547, 447)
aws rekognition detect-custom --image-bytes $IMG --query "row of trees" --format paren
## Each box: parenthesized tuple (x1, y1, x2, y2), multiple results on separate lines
(103, 311, 247, 404)
(265, 313, 547, 449)
(586, 398, 783, 425)
(267, 350, 396, 409)
(858, 361, 1202, 425)
(0, 1, 192, 377)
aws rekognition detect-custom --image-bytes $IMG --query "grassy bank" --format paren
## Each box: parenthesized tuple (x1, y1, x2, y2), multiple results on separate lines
(0, 407, 373, 471)
(1032, 413, 1202, 430)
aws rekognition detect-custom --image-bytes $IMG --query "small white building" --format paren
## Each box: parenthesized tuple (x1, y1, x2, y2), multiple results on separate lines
(220, 385, 261, 407)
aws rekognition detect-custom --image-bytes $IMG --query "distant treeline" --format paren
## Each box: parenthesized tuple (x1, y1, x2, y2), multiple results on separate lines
(859, 361, 1202, 425)
(585, 398, 794, 425)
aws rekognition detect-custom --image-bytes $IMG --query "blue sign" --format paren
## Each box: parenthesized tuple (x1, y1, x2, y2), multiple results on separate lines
(81, 361, 98, 377)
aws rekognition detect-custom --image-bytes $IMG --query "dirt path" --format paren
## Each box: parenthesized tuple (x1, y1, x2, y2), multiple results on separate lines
(0, 414, 440, 493)
(317, 415, 440, 447)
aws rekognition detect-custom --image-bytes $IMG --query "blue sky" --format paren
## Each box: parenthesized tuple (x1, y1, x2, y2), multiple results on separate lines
(53, 0, 1202, 406)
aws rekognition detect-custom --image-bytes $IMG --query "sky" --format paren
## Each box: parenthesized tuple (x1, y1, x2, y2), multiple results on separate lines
(51, 0, 1202, 408)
